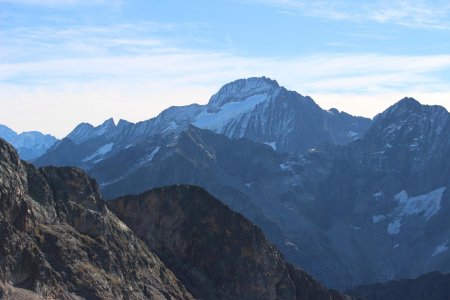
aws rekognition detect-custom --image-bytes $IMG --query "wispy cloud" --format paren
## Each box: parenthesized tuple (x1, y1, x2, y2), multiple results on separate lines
(2, 43, 450, 136)
(0, 22, 188, 63)
(243, 0, 450, 30)
(2, 20, 450, 137)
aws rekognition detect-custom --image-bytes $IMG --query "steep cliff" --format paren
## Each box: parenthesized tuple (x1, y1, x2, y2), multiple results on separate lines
(0, 138, 193, 299)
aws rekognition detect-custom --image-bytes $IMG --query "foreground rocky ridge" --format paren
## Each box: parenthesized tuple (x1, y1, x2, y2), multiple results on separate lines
(0, 138, 350, 299)
(0, 139, 193, 299)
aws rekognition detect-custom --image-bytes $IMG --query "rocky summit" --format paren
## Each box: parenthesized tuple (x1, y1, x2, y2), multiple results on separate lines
(0, 138, 351, 299)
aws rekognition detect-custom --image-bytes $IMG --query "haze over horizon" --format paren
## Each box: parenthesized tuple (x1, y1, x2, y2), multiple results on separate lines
(2, 0, 450, 138)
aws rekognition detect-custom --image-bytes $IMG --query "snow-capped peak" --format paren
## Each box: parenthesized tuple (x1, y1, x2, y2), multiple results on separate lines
(207, 77, 279, 112)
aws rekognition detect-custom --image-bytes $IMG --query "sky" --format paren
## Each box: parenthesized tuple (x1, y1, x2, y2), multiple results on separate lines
(1, 0, 450, 137)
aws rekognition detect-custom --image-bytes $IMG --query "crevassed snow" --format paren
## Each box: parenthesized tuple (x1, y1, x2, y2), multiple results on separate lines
(83, 143, 114, 162)
(387, 219, 401, 235)
(394, 187, 446, 220)
(264, 141, 277, 150)
(373, 215, 386, 223)
(192, 94, 267, 132)
(432, 242, 448, 256)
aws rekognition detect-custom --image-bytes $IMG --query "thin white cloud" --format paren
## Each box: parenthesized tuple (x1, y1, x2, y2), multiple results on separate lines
(2, 49, 450, 137)
(243, 0, 450, 30)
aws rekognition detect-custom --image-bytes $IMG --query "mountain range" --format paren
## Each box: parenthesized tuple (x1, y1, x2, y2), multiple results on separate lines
(0, 138, 350, 299)
(33, 77, 450, 290)
(0, 125, 57, 160)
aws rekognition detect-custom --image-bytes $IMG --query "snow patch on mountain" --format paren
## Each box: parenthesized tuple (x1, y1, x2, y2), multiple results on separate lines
(284, 239, 299, 250)
(373, 191, 383, 199)
(83, 143, 114, 162)
(432, 242, 448, 256)
(347, 131, 359, 140)
(373, 215, 386, 223)
(207, 77, 278, 111)
(163, 121, 178, 133)
(394, 187, 446, 220)
(264, 142, 277, 150)
(140, 146, 160, 165)
(385, 187, 446, 235)
(192, 94, 267, 132)
(279, 163, 291, 171)
(387, 219, 401, 235)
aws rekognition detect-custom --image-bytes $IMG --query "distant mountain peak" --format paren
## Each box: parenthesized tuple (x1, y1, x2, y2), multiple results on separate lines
(374, 97, 448, 124)
(0, 124, 57, 160)
(117, 119, 133, 128)
(390, 97, 422, 112)
(67, 118, 117, 144)
(97, 117, 116, 132)
(102, 117, 115, 126)
(327, 108, 340, 115)
(207, 76, 280, 111)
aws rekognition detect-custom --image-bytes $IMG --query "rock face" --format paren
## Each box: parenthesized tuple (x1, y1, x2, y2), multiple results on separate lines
(347, 271, 450, 300)
(0, 125, 57, 160)
(0, 138, 193, 299)
(0, 138, 353, 299)
(108, 185, 351, 300)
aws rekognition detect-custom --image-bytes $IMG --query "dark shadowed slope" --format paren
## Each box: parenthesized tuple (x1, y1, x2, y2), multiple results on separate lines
(347, 271, 450, 300)
(108, 185, 353, 300)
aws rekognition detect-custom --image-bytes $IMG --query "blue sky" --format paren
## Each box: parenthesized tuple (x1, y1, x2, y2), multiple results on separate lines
(1, 0, 450, 137)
